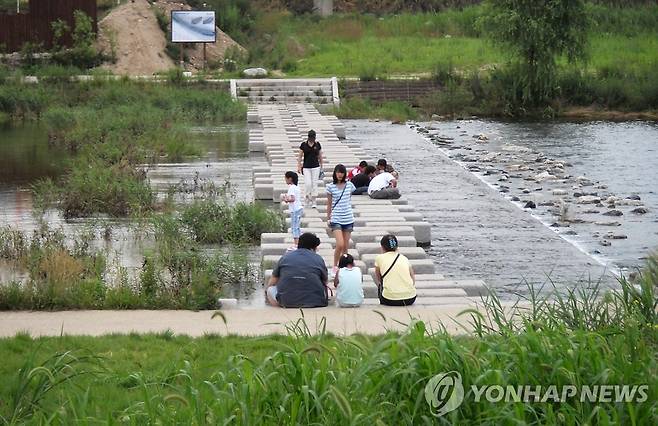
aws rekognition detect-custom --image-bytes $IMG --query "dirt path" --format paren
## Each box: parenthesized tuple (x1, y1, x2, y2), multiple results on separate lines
(97, 0, 174, 75)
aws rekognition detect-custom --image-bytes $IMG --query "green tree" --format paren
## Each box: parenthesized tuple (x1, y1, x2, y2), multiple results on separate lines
(51, 10, 100, 69)
(481, 0, 589, 106)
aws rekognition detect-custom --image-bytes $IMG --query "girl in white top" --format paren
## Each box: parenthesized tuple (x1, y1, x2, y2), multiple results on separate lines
(281, 171, 303, 247)
(334, 253, 364, 307)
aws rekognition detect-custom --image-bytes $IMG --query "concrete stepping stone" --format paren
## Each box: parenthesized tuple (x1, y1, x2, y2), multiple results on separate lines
(361, 296, 474, 307)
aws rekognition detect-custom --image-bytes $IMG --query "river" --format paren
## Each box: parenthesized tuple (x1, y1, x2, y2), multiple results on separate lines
(1, 119, 656, 298)
(344, 119, 658, 294)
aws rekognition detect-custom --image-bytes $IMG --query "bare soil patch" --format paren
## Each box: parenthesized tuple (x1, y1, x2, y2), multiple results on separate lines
(97, 0, 245, 75)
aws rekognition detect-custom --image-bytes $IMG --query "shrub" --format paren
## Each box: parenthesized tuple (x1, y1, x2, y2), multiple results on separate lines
(419, 82, 474, 117)
(286, 0, 314, 14)
(181, 199, 285, 244)
(154, 8, 169, 34)
(50, 11, 102, 69)
(19, 42, 43, 69)
(56, 163, 155, 218)
(0, 226, 27, 260)
(432, 59, 461, 85)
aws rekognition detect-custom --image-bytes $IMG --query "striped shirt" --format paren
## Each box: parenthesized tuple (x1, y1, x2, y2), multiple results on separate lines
(326, 181, 355, 225)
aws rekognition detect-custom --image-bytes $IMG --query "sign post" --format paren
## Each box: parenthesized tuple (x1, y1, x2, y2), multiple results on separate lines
(171, 10, 216, 71)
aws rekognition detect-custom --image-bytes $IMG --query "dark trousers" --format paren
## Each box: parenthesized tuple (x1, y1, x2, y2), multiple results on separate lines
(378, 286, 416, 306)
(352, 186, 369, 195)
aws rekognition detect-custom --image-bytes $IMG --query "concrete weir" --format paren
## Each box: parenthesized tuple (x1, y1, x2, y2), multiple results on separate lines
(251, 103, 487, 307)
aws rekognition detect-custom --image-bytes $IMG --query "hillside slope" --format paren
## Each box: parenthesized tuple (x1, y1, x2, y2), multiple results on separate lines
(97, 0, 245, 75)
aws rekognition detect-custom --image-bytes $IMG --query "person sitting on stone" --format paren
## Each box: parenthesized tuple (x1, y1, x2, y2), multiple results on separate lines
(376, 159, 387, 174)
(334, 253, 364, 308)
(375, 234, 416, 306)
(351, 165, 377, 195)
(265, 233, 328, 308)
(376, 158, 396, 175)
(347, 161, 368, 181)
(368, 169, 401, 199)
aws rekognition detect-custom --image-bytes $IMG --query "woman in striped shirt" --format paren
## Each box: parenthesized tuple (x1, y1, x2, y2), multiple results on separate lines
(326, 164, 356, 277)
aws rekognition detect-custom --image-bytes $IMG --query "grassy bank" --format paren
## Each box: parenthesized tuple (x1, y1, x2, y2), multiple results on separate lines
(210, 3, 658, 78)
(0, 262, 655, 423)
(190, 1, 658, 116)
(0, 80, 246, 217)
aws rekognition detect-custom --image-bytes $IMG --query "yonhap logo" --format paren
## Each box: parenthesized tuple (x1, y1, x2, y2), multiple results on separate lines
(424, 371, 465, 417)
(424, 372, 648, 417)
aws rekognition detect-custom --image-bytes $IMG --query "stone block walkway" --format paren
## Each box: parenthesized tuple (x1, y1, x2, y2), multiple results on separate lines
(249, 104, 487, 306)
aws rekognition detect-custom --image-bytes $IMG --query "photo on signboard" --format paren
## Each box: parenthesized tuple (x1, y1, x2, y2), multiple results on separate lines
(171, 10, 216, 43)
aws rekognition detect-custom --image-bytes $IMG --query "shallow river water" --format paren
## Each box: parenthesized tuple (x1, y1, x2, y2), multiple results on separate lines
(0, 123, 264, 291)
(345, 119, 658, 294)
(1, 119, 656, 298)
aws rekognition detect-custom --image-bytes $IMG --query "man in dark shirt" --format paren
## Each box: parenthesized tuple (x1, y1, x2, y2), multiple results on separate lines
(265, 233, 328, 308)
(351, 165, 377, 195)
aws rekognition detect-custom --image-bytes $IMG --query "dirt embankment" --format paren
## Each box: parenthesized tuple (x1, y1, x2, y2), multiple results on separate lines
(97, 0, 245, 75)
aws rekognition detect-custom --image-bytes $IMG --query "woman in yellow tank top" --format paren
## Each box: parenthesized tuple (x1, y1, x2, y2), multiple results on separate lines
(374, 234, 416, 306)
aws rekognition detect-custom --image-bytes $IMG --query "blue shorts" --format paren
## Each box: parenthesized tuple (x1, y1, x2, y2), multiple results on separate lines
(290, 208, 303, 238)
(329, 222, 354, 231)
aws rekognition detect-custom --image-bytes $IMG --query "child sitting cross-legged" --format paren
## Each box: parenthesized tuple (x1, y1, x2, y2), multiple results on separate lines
(334, 253, 364, 308)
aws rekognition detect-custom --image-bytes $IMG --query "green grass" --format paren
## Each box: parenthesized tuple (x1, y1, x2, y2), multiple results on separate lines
(192, 3, 658, 115)
(0, 263, 656, 423)
(587, 33, 658, 77)
(330, 98, 419, 122)
(224, 4, 658, 79)
(291, 36, 504, 77)
(271, 30, 658, 79)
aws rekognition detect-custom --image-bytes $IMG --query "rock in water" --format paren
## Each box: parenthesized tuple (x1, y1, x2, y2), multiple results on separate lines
(631, 207, 649, 214)
(524, 201, 536, 209)
(576, 195, 601, 204)
(534, 171, 555, 182)
(602, 210, 623, 217)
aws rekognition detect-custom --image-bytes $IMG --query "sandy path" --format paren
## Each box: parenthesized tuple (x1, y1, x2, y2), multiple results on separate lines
(98, 0, 175, 75)
(0, 305, 487, 337)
